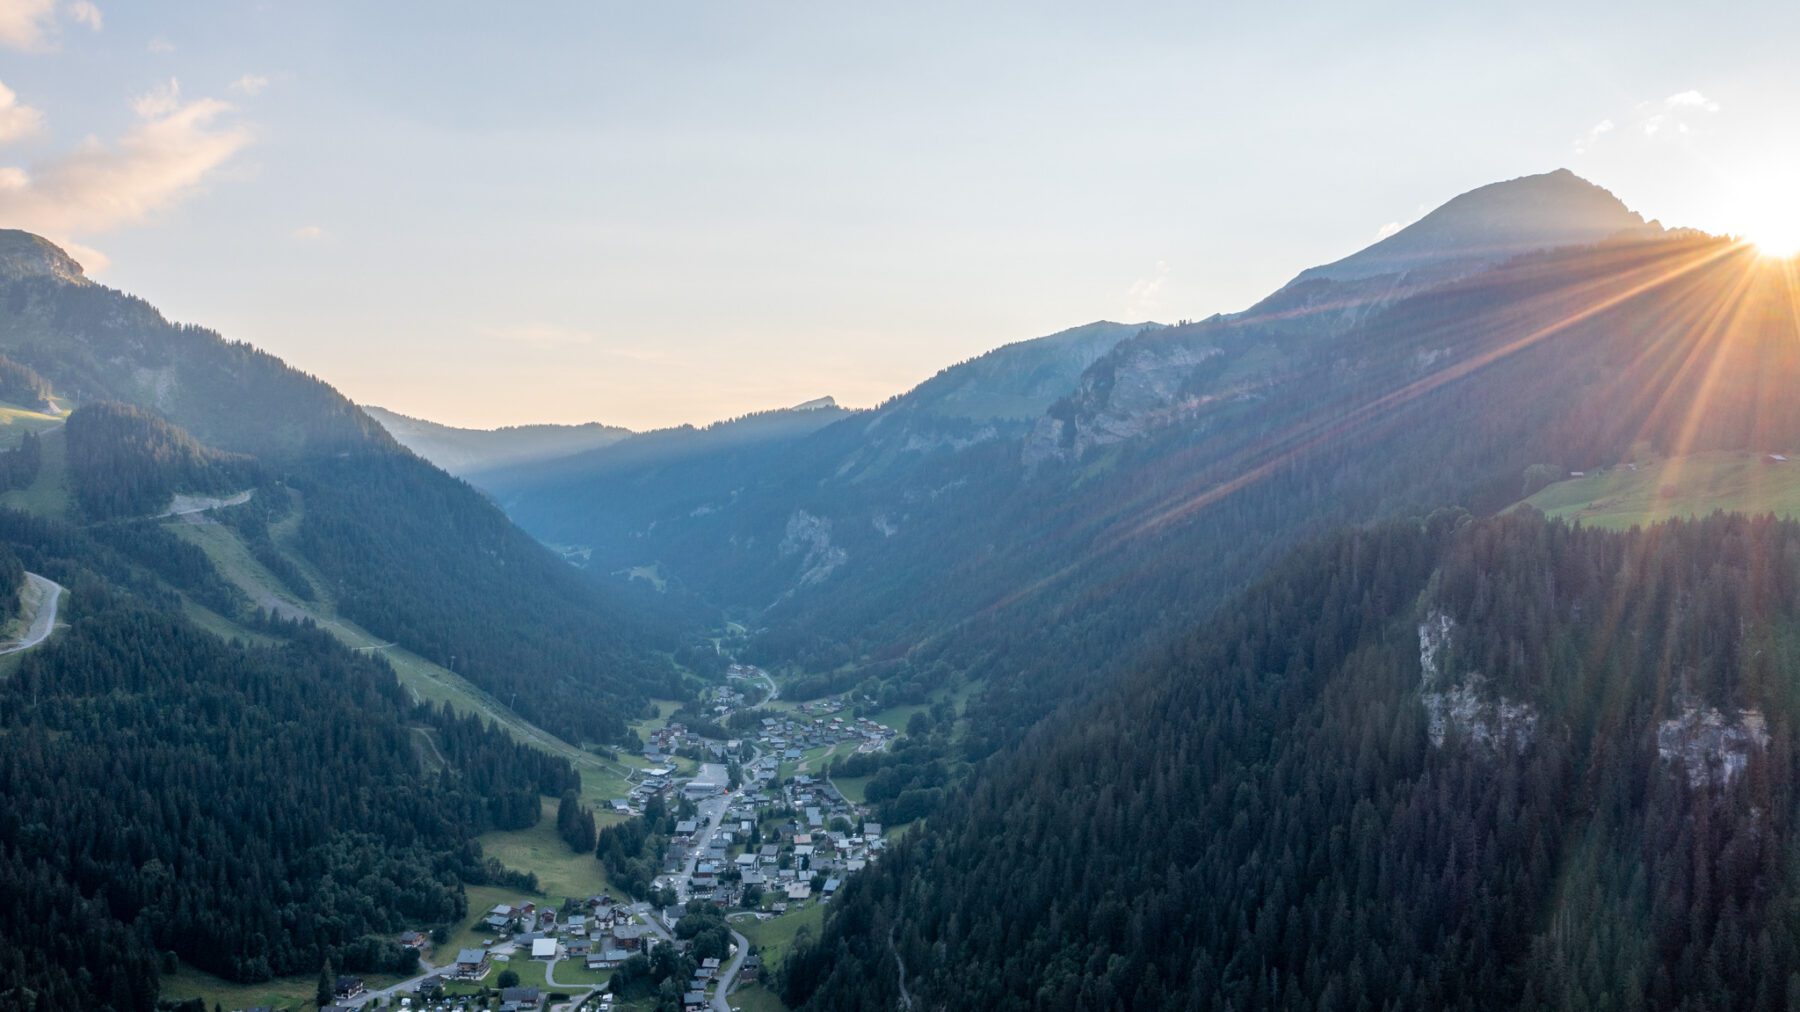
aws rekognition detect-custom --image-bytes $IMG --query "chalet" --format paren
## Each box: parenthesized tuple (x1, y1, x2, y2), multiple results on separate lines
(531, 937, 557, 959)
(398, 930, 426, 949)
(741, 954, 762, 983)
(453, 948, 490, 979)
(333, 976, 365, 999)
(823, 876, 842, 895)
(683, 991, 708, 1010)
(612, 923, 649, 950)
(787, 882, 812, 900)
(416, 976, 446, 998)
(500, 986, 541, 1008)
(588, 947, 629, 969)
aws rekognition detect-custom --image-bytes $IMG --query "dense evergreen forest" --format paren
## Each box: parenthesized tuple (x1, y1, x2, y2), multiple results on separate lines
(0, 514, 580, 1011)
(785, 510, 1800, 1011)
(65, 402, 260, 519)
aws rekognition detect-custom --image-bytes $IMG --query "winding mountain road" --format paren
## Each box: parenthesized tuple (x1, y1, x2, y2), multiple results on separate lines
(0, 572, 64, 655)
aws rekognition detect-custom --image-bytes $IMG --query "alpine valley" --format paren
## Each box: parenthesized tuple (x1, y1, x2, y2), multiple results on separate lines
(7, 166, 1800, 1012)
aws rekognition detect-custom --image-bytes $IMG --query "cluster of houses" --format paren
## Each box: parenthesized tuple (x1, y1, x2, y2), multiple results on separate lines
(750, 707, 896, 766)
(669, 772, 886, 909)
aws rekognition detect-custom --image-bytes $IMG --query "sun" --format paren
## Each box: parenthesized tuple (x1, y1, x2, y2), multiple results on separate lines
(1752, 225, 1800, 260)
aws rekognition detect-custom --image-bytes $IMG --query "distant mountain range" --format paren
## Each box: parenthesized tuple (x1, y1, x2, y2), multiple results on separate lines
(362, 405, 634, 477)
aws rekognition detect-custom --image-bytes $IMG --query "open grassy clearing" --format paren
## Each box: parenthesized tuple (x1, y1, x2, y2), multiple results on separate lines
(1522, 451, 1800, 530)
(0, 425, 71, 519)
(729, 982, 791, 1012)
(831, 774, 871, 805)
(740, 903, 825, 970)
(477, 797, 619, 902)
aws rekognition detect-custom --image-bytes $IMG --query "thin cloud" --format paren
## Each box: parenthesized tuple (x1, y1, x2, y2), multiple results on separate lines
(0, 0, 101, 51)
(0, 80, 44, 141)
(66, 0, 97, 30)
(1573, 118, 1614, 155)
(145, 35, 173, 54)
(1664, 90, 1719, 112)
(292, 224, 324, 240)
(230, 74, 269, 97)
(0, 0, 56, 49)
(1373, 221, 1404, 241)
(1125, 260, 1169, 318)
(481, 323, 598, 348)
(0, 77, 251, 272)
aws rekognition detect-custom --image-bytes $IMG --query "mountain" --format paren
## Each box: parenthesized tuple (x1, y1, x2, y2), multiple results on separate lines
(0, 228, 680, 742)
(476, 174, 1773, 752)
(364, 404, 633, 476)
(0, 228, 686, 1009)
(1291, 167, 1656, 286)
(785, 511, 1800, 1011)
(474, 321, 1148, 603)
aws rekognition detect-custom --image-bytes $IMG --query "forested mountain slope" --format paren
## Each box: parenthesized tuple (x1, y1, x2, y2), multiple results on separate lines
(0, 229, 679, 742)
(788, 511, 1800, 1011)
(0, 507, 573, 1011)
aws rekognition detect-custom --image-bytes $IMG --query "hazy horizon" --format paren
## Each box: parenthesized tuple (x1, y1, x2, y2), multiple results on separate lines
(2, 0, 1796, 430)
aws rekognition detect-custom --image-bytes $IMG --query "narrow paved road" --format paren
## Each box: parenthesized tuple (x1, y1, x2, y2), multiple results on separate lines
(710, 929, 750, 1012)
(0, 572, 63, 655)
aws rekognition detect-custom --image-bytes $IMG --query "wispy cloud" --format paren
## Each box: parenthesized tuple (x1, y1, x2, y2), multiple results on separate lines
(1638, 90, 1720, 138)
(0, 80, 44, 141)
(65, 0, 96, 30)
(292, 224, 324, 240)
(1575, 90, 1719, 154)
(1573, 118, 1614, 155)
(1373, 221, 1404, 241)
(230, 73, 269, 97)
(145, 35, 173, 54)
(0, 0, 101, 51)
(481, 323, 598, 348)
(0, 77, 251, 272)
(1125, 260, 1169, 318)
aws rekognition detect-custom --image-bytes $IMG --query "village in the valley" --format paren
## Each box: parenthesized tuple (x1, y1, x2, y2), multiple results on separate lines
(212, 662, 905, 1012)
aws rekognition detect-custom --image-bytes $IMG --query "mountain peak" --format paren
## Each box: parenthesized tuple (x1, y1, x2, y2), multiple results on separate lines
(0, 230, 89, 285)
(1289, 169, 1656, 287)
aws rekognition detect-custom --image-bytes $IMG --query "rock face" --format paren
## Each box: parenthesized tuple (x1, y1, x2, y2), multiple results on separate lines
(1658, 702, 1768, 786)
(779, 510, 846, 588)
(0, 230, 88, 285)
(1417, 612, 1538, 754)
(1024, 340, 1226, 464)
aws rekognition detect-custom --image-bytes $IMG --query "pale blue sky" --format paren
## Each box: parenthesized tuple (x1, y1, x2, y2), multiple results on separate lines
(1, 1, 1796, 428)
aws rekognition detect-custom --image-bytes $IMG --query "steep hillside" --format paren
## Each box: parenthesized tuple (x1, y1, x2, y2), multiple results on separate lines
(788, 511, 1800, 1011)
(0, 503, 580, 1010)
(0, 230, 681, 743)
(365, 405, 633, 476)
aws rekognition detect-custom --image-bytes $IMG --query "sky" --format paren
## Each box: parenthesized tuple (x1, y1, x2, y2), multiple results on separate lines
(0, 1, 1797, 430)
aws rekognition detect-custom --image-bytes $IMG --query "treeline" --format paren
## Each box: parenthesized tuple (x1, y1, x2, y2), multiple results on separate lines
(595, 793, 688, 900)
(64, 402, 258, 519)
(0, 429, 41, 493)
(0, 353, 53, 409)
(0, 577, 582, 1009)
(785, 511, 1800, 1011)
(293, 450, 685, 744)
